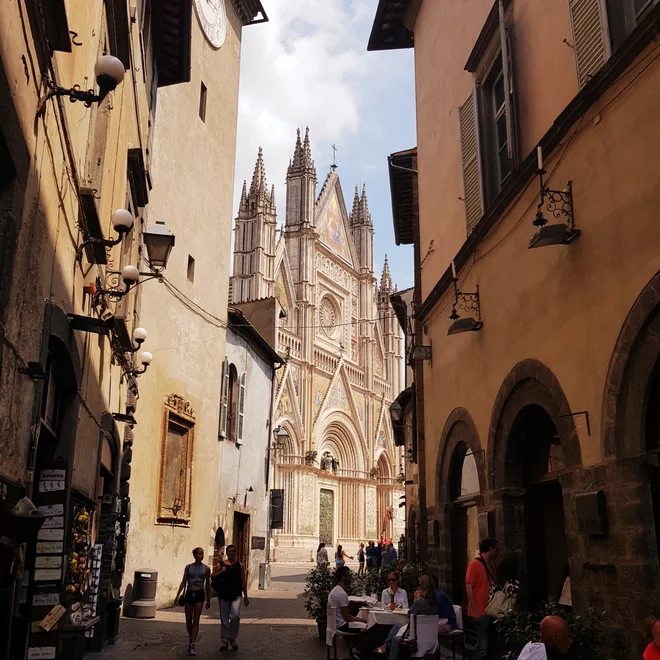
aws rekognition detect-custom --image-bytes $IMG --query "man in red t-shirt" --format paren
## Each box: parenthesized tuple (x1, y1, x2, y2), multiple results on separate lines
(465, 537, 499, 660)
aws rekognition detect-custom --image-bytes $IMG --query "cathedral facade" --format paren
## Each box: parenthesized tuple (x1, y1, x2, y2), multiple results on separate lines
(230, 129, 405, 560)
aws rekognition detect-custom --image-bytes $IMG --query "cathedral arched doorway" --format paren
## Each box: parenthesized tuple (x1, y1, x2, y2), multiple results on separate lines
(489, 360, 581, 610)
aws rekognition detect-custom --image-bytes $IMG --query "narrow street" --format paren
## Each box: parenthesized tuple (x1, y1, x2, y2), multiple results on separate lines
(90, 564, 325, 659)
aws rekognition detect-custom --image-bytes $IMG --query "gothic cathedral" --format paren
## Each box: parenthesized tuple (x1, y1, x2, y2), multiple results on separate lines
(231, 129, 405, 560)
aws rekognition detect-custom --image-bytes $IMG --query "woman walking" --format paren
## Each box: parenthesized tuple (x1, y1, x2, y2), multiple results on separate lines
(357, 543, 366, 576)
(174, 547, 211, 656)
(317, 542, 329, 567)
(212, 544, 249, 651)
(335, 544, 353, 567)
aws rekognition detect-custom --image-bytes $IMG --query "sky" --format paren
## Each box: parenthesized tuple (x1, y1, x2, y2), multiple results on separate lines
(232, 0, 416, 291)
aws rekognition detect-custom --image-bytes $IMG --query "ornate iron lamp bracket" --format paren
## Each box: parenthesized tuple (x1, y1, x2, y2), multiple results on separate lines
(450, 281, 481, 321)
(534, 173, 575, 229)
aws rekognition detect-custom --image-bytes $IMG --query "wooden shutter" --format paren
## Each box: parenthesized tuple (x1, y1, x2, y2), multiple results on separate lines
(459, 91, 483, 235)
(219, 358, 229, 438)
(236, 373, 245, 445)
(569, 0, 608, 89)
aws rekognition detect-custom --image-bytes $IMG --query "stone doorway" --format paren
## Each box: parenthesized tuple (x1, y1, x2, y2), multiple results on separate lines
(233, 512, 250, 569)
(319, 489, 334, 546)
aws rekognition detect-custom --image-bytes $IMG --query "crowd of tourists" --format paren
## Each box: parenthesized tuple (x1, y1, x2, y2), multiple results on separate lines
(315, 539, 398, 572)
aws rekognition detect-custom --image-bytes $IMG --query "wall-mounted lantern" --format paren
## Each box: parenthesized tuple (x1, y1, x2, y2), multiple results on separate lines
(448, 262, 483, 335)
(128, 351, 153, 377)
(143, 221, 176, 271)
(529, 147, 581, 249)
(47, 55, 125, 107)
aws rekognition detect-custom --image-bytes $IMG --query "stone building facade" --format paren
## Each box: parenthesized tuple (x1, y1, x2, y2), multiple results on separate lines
(371, 0, 660, 653)
(123, 0, 267, 607)
(231, 132, 405, 561)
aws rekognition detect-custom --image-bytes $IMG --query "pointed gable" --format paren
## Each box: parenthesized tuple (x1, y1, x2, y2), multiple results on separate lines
(315, 172, 356, 267)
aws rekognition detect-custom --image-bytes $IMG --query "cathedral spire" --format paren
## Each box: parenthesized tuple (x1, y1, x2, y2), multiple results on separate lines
(350, 184, 360, 223)
(250, 147, 268, 196)
(380, 255, 392, 292)
(287, 127, 316, 178)
(240, 180, 248, 209)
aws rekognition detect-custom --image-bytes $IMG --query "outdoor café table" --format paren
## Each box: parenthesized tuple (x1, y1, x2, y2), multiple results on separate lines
(348, 595, 378, 616)
(358, 606, 409, 652)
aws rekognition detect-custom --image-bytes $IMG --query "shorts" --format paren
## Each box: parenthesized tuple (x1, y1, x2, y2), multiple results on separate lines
(185, 589, 206, 605)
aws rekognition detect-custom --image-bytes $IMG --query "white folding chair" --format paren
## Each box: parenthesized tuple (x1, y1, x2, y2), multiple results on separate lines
(438, 605, 465, 660)
(326, 605, 365, 659)
(409, 614, 439, 658)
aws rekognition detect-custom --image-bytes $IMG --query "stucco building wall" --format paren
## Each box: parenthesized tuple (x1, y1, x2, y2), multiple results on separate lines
(124, 4, 244, 606)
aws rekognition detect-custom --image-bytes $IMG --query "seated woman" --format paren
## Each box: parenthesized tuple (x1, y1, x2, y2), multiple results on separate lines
(429, 574, 457, 633)
(381, 571, 409, 610)
(375, 575, 438, 659)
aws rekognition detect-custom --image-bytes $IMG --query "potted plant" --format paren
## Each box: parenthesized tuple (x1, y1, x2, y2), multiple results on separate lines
(303, 564, 336, 641)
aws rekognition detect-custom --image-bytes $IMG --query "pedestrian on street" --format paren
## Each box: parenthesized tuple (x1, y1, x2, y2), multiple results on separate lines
(174, 547, 211, 657)
(517, 615, 573, 658)
(335, 544, 353, 567)
(374, 542, 383, 569)
(466, 537, 499, 660)
(382, 543, 393, 569)
(357, 543, 366, 576)
(366, 541, 376, 570)
(644, 616, 660, 660)
(211, 544, 249, 651)
(317, 542, 329, 568)
(388, 543, 398, 564)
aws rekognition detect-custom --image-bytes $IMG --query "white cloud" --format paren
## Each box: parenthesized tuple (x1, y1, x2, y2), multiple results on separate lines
(234, 0, 375, 208)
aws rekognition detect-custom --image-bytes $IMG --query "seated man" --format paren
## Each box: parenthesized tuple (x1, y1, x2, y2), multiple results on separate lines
(328, 566, 366, 659)
(518, 616, 573, 659)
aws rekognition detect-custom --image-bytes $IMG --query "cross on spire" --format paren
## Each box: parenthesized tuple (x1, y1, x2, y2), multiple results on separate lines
(331, 143, 338, 170)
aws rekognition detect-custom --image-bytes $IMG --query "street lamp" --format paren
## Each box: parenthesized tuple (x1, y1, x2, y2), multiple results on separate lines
(389, 400, 403, 423)
(143, 221, 176, 271)
(129, 351, 153, 376)
(47, 55, 125, 107)
(272, 426, 289, 455)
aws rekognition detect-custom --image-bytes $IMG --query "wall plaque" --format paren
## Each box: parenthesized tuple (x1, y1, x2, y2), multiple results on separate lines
(251, 536, 266, 550)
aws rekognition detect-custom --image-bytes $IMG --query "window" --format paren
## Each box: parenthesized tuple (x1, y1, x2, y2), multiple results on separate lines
(187, 255, 195, 282)
(158, 394, 195, 523)
(218, 359, 245, 443)
(199, 82, 207, 122)
(460, 0, 518, 231)
(606, 0, 659, 51)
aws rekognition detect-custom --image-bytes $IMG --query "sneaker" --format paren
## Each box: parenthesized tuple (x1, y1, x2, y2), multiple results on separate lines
(189, 644, 196, 656)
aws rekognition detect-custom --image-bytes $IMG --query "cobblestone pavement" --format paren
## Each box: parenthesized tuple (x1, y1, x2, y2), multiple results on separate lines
(90, 563, 324, 660)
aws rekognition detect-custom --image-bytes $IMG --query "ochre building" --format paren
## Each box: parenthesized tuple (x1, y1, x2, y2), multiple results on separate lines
(371, 0, 660, 652)
(231, 131, 405, 561)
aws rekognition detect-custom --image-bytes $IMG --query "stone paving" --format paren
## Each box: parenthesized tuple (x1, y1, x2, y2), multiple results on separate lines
(90, 563, 325, 660)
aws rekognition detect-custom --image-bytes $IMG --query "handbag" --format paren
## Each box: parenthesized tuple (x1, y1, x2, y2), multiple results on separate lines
(398, 637, 418, 659)
(485, 588, 513, 619)
(178, 564, 189, 607)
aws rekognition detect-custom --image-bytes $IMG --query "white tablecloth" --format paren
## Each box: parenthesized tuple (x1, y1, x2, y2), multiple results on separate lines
(349, 595, 378, 606)
(359, 607, 409, 629)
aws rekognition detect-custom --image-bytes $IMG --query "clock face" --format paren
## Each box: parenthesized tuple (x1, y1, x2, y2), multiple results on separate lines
(194, 0, 227, 48)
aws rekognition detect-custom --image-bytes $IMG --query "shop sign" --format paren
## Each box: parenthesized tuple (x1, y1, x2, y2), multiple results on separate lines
(27, 648, 56, 659)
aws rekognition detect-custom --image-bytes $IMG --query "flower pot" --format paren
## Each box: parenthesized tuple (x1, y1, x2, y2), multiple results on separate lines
(316, 617, 327, 641)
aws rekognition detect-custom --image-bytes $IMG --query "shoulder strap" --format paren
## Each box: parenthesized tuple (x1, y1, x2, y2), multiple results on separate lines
(476, 556, 495, 582)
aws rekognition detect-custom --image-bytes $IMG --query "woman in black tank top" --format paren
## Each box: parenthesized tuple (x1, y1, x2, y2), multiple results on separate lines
(211, 544, 249, 650)
(175, 547, 210, 656)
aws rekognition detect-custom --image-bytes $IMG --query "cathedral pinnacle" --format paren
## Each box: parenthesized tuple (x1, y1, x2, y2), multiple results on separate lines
(249, 146, 268, 197)
(350, 184, 360, 223)
(380, 255, 392, 292)
(240, 180, 248, 209)
(287, 127, 316, 178)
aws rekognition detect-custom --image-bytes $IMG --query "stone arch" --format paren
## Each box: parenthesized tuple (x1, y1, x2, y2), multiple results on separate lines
(314, 409, 367, 472)
(436, 407, 485, 505)
(375, 450, 393, 478)
(602, 270, 660, 458)
(488, 358, 581, 492)
(274, 418, 302, 456)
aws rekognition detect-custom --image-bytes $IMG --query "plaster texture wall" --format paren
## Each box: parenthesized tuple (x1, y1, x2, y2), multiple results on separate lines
(124, 5, 244, 606)
(420, 40, 660, 508)
(413, 0, 578, 302)
(219, 329, 275, 593)
(0, 1, 149, 498)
